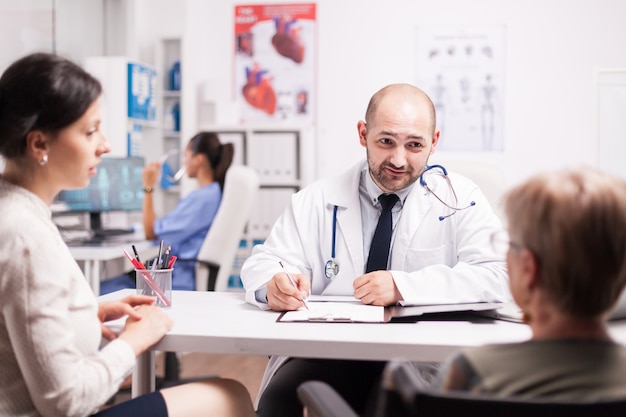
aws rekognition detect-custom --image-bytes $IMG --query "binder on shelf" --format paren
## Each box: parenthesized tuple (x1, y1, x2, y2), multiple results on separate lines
(228, 239, 250, 289)
(247, 131, 299, 185)
(127, 62, 157, 121)
(248, 188, 297, 240)
(85, 56, 158, 157)
(127, 123, 143, 157)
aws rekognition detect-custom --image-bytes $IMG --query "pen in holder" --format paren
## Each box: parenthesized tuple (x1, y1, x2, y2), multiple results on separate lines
(135, 267, 173, 308)
(122, 247, 172, 308)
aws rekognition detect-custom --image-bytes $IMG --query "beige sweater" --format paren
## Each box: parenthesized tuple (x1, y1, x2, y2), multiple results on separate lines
(0, 178, 136, 417)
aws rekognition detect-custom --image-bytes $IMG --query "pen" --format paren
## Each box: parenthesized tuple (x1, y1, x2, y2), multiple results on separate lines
(157, 240, 164, 267)
(279, 261, 309, 310)
(162, 245, 171, 270)
(131, 244, 142, 264)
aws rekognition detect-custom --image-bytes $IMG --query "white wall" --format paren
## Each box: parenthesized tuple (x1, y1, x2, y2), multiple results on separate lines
(55, 0, 104, 62)
(0, 0, 103, 71)
(126, 0, 626, 187)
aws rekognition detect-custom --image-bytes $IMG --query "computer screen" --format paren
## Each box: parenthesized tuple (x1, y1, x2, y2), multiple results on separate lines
(57, 156, 145, 235)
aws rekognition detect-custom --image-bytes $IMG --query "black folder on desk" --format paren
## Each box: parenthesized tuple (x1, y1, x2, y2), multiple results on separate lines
(388, 302, 503, 320)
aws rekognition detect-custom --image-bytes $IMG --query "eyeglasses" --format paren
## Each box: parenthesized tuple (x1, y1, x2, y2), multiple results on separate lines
(489, 230, 525, 254)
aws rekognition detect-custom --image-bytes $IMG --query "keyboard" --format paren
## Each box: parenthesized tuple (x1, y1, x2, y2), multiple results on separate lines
(94, 228, 135, 237)
(66, 238, 112, 247)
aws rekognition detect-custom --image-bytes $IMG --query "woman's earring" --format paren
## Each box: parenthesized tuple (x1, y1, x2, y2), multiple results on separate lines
(39, 154, 48, 166)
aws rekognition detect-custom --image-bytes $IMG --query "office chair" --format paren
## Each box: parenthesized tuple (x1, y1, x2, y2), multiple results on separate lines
(192, 164, 260, 291)
(162, 165, 260, 383)
(171, 164, 260, 291)
(297, 360, 626, 417)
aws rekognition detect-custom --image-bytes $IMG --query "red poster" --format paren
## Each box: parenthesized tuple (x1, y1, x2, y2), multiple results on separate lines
(235, 3, 316, 124)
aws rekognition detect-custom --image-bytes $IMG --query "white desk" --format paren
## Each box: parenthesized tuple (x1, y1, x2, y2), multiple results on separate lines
(100, 290, 626, 398)
(70, 238, 158, 294)
(100, 290, 538, 397)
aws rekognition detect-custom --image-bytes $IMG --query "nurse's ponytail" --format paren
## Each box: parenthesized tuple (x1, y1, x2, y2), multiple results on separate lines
(188, 131, 234, 190)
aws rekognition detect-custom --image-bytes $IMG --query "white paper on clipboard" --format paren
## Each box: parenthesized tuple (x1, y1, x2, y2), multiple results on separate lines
(277, 301, 386, 323)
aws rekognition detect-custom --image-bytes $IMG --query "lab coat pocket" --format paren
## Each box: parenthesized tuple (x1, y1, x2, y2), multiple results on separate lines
(403, 243, 449, 271)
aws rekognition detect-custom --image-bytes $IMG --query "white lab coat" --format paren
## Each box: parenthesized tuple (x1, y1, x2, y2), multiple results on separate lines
(240, 160, 509, 402)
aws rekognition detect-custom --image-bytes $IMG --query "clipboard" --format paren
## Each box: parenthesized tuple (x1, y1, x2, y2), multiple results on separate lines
(276, 301, 503, 323)
(277, 302, 390, 323)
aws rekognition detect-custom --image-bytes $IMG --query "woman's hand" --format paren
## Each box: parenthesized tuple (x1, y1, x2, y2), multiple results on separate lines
(98, 295, 155, 341)
(119, 304, 174, 355)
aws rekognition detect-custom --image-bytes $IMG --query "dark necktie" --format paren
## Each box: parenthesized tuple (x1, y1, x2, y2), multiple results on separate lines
(366, 193, 399, 273)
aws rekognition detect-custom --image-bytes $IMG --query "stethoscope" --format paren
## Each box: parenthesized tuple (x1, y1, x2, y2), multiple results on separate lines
(419, 164, 476, 221)
(325, 205, 340, 278)
(323, 164, 476, 278)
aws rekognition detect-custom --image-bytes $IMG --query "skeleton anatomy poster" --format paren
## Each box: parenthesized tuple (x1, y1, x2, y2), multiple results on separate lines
(234, 3, 316, 124)
(415, 25, 505, 151)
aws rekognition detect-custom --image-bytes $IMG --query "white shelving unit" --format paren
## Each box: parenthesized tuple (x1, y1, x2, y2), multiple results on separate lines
(196, 124, 315, 288)
(153, 38, 316, 288)
(155, 38, 183, 214)
(84, 56, 158, 158)
(83, 55, 159, 230)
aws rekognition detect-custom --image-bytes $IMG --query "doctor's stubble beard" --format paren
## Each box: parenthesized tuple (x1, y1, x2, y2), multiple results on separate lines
(367, 155, 428, 193)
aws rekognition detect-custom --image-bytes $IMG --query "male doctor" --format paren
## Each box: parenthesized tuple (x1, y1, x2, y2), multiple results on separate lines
(240, 83, 509, 417)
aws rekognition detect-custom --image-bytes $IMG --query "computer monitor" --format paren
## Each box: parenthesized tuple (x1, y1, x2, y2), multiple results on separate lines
(57, 157, 145, 236)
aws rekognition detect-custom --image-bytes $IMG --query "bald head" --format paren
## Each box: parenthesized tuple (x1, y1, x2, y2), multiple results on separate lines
(364, 83, 437, 134)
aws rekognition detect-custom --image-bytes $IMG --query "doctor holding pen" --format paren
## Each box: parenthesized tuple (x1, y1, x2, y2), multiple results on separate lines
(240, 83, 509, 417)
(0, 53, 255, 417)
(141, 132, 234, 291)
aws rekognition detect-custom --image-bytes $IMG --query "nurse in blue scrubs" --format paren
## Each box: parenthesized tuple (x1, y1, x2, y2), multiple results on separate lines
(100, 132, 234, 293)
(143, 132, 234, 290)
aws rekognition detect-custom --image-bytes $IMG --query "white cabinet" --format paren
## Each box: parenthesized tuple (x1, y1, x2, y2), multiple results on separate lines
(84, 56, 158, 158)
(197, 126, 314, 237)
(83, 56, 160, 228)
(197, 125, 315, 288)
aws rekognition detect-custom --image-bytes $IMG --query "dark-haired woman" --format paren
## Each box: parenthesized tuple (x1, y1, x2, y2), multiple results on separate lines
(141, 132, 234, 291)
(0, 52, 254, 417)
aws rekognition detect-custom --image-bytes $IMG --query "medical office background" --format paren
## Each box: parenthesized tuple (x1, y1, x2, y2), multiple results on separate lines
(2, 0, 626, 281)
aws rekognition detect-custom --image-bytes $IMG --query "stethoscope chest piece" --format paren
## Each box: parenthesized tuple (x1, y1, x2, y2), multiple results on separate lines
(325, 259, 339, 278)
(325, 205, 340, 279)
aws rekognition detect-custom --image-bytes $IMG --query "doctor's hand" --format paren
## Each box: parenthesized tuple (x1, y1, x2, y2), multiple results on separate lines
(266, 272, 311, 311)
(353, 271, 402, 306)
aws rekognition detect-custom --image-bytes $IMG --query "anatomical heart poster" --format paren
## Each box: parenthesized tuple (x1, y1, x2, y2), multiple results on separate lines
(235, 3, 316, 124)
